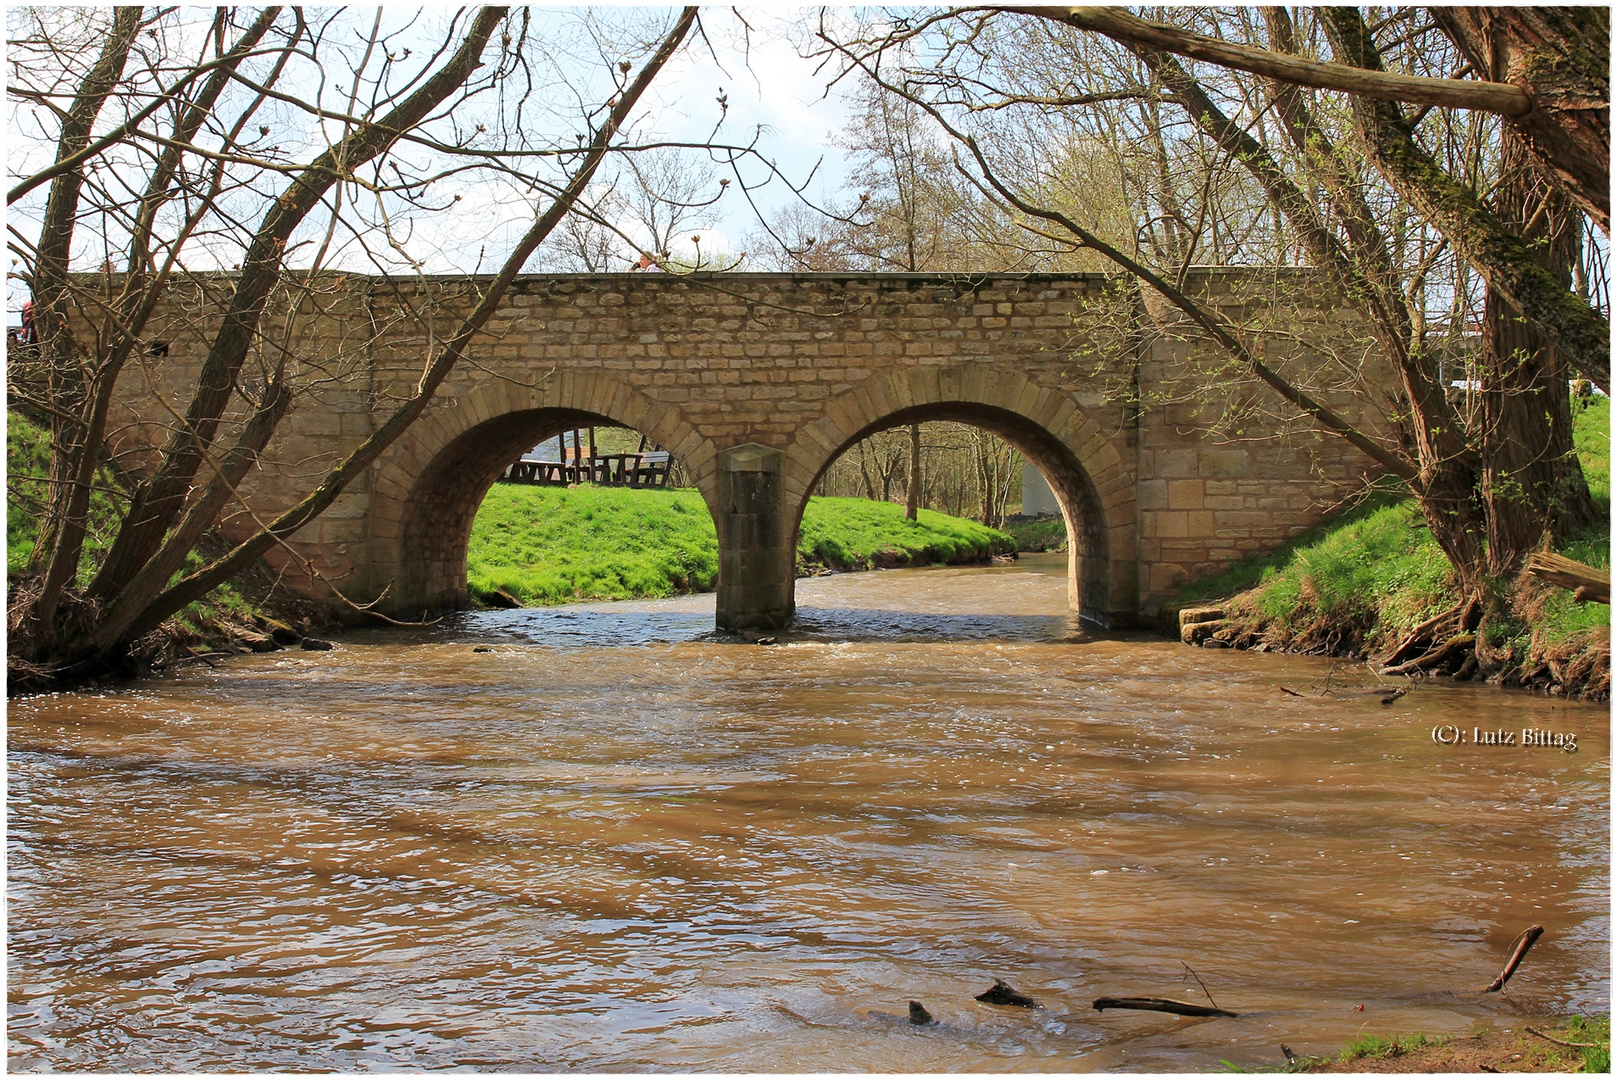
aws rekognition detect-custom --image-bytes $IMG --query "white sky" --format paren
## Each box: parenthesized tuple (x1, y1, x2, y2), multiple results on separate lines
(644, 7, 857, 238)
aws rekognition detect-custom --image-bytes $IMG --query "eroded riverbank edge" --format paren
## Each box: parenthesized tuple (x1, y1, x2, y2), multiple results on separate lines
(1167, 576, 1610, 704)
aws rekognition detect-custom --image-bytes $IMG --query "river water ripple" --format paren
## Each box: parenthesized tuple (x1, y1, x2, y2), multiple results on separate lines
(7, 555, 1609, 1071)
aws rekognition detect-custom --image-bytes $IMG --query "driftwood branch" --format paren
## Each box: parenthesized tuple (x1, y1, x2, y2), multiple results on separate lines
(1483, 924, 1544, 993)
(1181, 962, 1222, 1011)
(1375, 603, 1465, 667)
(1380, 634, 1475, 677)
(1523, 1025, 1598, 1049)
(1523, 553, 1610, 605)
(1092, 997, 1238, 1018)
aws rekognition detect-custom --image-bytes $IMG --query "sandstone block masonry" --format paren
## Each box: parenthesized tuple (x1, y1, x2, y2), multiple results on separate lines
(96, 271, 1393, 628)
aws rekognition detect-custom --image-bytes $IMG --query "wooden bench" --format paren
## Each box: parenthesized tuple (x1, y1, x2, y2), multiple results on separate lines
(502, 450, 671, 487)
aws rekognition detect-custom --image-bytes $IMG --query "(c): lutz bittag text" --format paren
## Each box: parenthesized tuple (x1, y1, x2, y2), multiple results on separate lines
(1431, 725, 1577, 752)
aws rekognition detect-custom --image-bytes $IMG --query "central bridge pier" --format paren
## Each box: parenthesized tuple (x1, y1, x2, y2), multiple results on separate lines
(101, 271, 1392, 630)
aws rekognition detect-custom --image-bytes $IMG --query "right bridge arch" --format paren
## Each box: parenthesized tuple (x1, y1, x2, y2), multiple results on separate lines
(775, 368, 1139, 628)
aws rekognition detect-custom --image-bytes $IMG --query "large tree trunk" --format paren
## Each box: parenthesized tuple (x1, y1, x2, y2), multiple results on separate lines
(23, 6, 142, 645)
(1142, 40, 1489, 584)
(1431, 7, 1610, 237)
(1321, 7, 1610, 393)
(1477, 140, 1598, 575)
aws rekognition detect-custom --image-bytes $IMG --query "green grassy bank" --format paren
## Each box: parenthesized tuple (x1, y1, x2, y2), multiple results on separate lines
(1178, 395, 1610, 698)
(467, 485, 1013, 606)
(7, 408, 128, 580)
(796, 496, 1016, 572)
(1003, 515, 1067, 553)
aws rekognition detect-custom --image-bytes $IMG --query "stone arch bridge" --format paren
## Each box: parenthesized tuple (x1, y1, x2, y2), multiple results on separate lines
(104, 271, 1388, 629)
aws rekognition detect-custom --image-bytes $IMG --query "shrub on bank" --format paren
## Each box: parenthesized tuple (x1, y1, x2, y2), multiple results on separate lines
(1002, 515, 1068, 553)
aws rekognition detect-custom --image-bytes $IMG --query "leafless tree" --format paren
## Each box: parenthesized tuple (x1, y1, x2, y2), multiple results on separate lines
(7, 5, 702, 683)
(539, 147, 727, 271)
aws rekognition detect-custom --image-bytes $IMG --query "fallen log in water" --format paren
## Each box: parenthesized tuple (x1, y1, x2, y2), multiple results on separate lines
(1483, 924, 1543, 993)
(1092, 996, 1238, 1018)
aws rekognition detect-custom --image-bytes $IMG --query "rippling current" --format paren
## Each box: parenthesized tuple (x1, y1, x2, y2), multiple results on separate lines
(7, 555, 1609, 1071)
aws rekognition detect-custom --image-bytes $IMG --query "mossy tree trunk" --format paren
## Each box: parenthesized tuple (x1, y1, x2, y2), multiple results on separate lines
(1477, 138, 1598, 576)
(1431, 7, 1610, 236)
(1321, 7, 1610, 392)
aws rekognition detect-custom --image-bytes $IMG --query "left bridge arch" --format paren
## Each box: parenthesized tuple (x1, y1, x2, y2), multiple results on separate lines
(365, 372, 718, 615)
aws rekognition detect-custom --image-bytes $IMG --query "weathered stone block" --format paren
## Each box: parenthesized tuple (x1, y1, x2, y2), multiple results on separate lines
(1199, 449, 1250, 477)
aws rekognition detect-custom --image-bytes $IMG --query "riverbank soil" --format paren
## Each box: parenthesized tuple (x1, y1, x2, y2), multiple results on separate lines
(1303, 1017, 1610, 1072)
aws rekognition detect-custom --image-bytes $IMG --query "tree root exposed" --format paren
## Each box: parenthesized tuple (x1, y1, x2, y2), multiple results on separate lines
(1181, 578, 1608, 702)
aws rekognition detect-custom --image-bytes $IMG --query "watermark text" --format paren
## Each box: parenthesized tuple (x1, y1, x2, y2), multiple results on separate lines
(1431, 725, 1578, 753)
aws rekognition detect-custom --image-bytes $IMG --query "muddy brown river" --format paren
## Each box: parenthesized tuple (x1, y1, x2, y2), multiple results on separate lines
(7, 555, 1609, 1071)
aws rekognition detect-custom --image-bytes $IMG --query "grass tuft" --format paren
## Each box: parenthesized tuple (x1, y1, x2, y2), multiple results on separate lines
(1338, 1031, 1435, 1061)
(1572, 393, 1609, 506)
(1567, 1014, 1611, 1073)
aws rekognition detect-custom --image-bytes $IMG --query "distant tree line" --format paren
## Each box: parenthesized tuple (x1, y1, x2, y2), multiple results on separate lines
(814, 422, 1024, 529)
